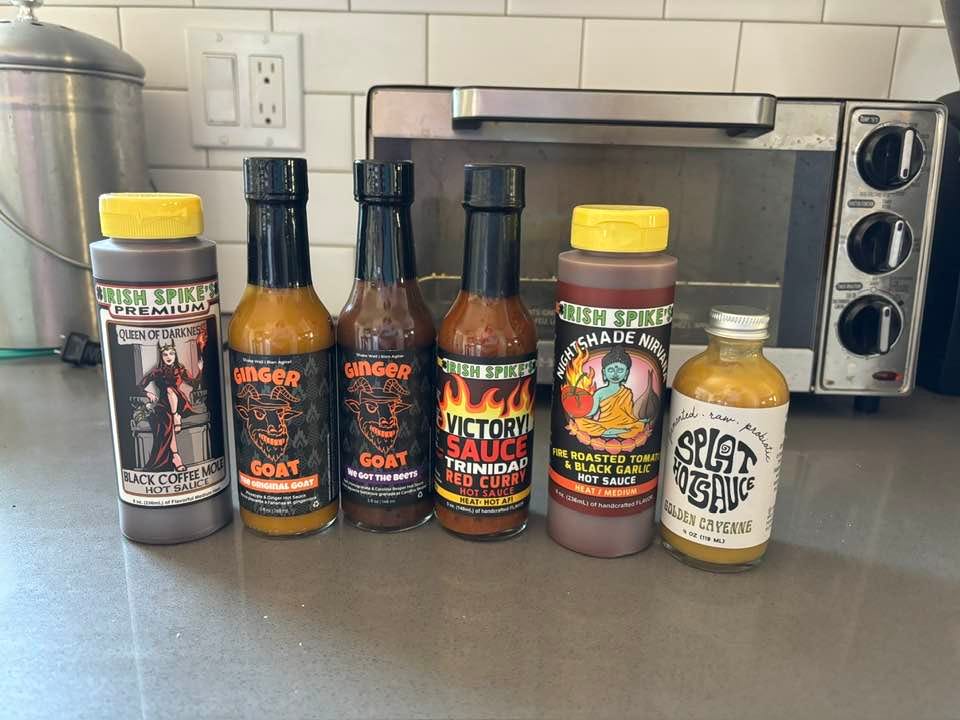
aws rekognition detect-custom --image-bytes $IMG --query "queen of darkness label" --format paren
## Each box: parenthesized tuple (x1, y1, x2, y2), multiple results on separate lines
(230, 350, 337, 517)
(434, 352, 537, 516)
(96, 278, 228, 508)
(338, 347, 433, 507)
(549, 288, 673, 517)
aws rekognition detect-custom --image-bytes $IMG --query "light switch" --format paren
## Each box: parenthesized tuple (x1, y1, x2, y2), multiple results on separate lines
(187, 29, 303, 150)
(203, 53, 238, 125)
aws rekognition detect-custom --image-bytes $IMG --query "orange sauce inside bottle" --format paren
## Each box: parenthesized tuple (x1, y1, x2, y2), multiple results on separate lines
(229, 286, 338, 535)
(660, 336, 788, 567)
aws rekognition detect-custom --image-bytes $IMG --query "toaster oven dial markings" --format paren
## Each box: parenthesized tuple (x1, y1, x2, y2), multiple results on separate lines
(837, 295, 903, 357)
(847, 213, 912, 274)
(857, 125, 924, 190)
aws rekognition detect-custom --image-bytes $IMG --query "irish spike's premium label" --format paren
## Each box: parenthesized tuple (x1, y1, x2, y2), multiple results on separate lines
(338, 347, 434, 507)
(660, 390, 788, 550)
(229, 350, 337, 517)
(434, 351, 537, 517)
(549, 285, 674, 517)
(96, 277, 229, 508)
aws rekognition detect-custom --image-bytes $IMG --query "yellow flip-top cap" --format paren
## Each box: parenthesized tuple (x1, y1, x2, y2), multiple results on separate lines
(99, 193, 204, 240)
(570, 204, 669, 253)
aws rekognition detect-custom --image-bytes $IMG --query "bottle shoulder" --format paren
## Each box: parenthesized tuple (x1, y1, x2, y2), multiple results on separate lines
(672, 352, 789, 409)
(229, 285, 334, 354)
(438, 292, 537, 357)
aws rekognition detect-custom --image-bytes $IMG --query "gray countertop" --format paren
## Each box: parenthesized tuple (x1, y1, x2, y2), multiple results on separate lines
(2, 359, 959, 720)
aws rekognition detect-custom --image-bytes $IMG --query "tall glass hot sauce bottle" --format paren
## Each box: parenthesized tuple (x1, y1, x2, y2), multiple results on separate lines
(435, 164, 537, 540)
(337, 160, 436, 531)
(228, 157, 338, 536)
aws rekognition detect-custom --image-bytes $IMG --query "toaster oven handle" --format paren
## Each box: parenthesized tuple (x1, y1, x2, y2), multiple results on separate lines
(452, 88, 777, 133)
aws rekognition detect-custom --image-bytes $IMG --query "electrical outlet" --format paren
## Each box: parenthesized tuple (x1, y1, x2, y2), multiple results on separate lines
(250, 55, 285, 128)
(187, 30, 302, 150)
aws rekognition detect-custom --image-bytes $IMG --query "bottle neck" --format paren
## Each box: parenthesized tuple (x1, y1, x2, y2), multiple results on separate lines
(355, 201, 417, 283)
(247, 199, 311, 288)
(706, 334, 766, 362)
(461, 208, 521, 297)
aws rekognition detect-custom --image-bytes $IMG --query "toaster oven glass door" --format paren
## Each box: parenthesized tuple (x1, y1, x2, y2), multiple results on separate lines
(368, 88, 843, 390)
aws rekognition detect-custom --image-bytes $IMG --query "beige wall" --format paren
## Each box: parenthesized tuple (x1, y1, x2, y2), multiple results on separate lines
(9, 0, 956, 312)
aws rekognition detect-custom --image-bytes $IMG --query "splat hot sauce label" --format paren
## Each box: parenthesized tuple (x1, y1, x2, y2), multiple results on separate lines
(229, 350, 337, 517)
(338, 348, 433, 508)
(435, 351, 537, 517)
(549, 289, 674, 517)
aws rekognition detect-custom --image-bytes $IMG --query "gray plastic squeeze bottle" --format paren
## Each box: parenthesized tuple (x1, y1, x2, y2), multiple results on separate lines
(90, 193, 232, 544)
(547, 205, 677, 558)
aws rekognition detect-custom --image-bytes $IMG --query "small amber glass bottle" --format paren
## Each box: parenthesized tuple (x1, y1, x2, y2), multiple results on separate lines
(228, 158, 338, 537)
(660, 306, 789, 572)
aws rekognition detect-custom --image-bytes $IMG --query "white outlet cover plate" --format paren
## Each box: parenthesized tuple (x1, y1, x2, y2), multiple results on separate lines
(186, 29, 303, 150)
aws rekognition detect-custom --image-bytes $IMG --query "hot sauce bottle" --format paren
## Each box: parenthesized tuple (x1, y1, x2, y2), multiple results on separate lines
(547, 206, 676, 557)
(337, 160, 436, 532)
(435, 164, 537, 541)
(660, 306, 789, 572)
(228, 157, 338, 537)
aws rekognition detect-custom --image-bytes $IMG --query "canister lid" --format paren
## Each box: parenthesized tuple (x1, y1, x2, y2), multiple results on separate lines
(0, 3, 145, 81)
(706, 305, 770, 340)
(354, 160, 414, 203)
(570, 205, 669, 253)
(99, 194, 204, 240)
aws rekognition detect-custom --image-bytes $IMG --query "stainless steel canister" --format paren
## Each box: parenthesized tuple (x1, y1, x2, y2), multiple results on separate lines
(0, 0, 150, 347)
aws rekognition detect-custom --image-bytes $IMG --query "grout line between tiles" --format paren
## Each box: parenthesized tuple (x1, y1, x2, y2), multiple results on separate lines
(577, 18, 586, 89)
(731, 21, 744, 92)
(114, 7, 123, 48)
(424, 13, 430, 85)
(887, 26, 903, 99)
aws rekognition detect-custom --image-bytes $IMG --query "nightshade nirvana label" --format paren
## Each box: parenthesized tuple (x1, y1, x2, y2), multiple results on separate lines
(96, 277, 228, 508)
(549, 284, 674, 517)
(660, 390, 788, 550)
(434, 351, 537, 517)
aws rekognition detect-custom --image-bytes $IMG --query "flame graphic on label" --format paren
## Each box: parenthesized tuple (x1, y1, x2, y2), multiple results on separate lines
(565, 344, 596, 392)
(437, 375, 534, 431)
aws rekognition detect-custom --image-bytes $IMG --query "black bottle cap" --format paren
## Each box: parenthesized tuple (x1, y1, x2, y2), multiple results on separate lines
(463, 164, 525, 210)
(243, 157, 308, 201)
(354, 160, 414, 203)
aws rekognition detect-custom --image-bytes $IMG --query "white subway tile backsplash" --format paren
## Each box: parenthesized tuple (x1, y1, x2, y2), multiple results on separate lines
(582, 20, 739, 91)
(143, 91, 206, 169)
(507, 0, 662, 18)
(307, 172, 356, 247)
(353, 0, 504, 13)
(354, 95, 368, 160)
(666, 0, 822, 22)
(198, 0, 346, 8)
(429, 15, 581, 87)
(152, 169, 245, 243)
(3, 7, 121, 46)
(274, 12, 426, 93)
(736, 23, 897, 97)
(310, 246, 356, 312)
(215, 244, 355, 313)
(891, 28, 958, 100)
(209, 95, 353, 172)
(119, 9, 270, 89)
(823, 0, 944, 27)
(43, 0, 188, 7)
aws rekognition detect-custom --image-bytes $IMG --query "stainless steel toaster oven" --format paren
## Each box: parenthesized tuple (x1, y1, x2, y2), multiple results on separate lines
(365, 86, 946, 399)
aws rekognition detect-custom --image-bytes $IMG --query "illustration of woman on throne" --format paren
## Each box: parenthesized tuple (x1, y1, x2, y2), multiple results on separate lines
(138, 342, 203, 472)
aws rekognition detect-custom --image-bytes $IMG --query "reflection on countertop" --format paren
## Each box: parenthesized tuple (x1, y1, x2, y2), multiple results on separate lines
(2, 359, 959, 719)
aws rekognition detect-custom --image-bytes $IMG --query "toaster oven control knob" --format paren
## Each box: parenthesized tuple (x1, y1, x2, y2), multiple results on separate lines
(857, 126, 923, 190)
(847, 214, 912, 273)
(838, 295, 903, 356)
